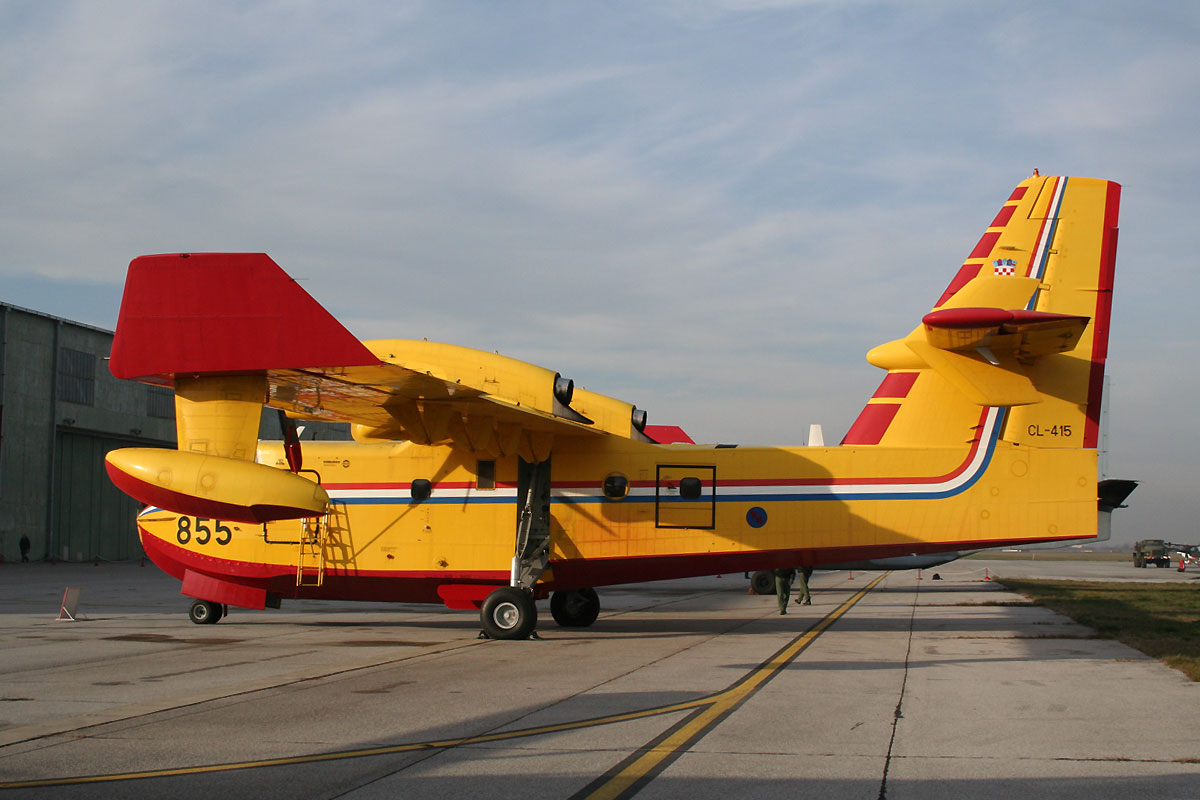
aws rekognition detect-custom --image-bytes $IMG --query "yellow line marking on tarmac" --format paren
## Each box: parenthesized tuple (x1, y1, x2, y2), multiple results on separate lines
(0, 574, 888, 791)
(573, 573, 887, 800)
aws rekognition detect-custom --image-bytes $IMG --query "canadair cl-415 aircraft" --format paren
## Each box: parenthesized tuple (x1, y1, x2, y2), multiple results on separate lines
(106, 173, 1123, 639)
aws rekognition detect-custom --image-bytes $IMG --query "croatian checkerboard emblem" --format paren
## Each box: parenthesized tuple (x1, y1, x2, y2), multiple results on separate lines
(992, 258, 1017, 276)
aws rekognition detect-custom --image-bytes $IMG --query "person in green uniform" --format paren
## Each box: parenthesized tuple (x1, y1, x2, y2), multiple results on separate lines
(774, 567, 796, 614)
(793, 566, 813, 605)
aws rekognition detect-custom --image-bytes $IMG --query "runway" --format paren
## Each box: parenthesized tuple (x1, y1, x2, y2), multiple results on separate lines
(1, 559, 1198, 798)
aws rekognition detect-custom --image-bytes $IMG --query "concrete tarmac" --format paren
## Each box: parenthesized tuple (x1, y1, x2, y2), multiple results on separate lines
(1, 558, 1198, 798)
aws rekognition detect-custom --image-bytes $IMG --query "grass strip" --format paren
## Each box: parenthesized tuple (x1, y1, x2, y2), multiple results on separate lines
(998, 579, 1200, 681)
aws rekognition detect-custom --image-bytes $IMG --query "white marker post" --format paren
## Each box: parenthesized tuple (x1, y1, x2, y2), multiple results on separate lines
(57, 587, 82, 621)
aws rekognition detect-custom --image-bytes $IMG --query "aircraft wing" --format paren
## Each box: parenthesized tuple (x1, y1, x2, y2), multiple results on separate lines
(109, 253, 654, 461)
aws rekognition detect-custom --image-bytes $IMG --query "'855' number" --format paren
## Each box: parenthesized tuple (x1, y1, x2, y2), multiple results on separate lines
(177, 517, 232, 546)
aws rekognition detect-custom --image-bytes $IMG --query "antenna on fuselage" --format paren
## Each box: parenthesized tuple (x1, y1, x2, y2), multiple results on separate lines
(807, 424, 825, 447)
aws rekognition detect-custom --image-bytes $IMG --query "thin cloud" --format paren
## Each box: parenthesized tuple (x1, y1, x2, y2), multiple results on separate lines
(0, 2, 1196, 539)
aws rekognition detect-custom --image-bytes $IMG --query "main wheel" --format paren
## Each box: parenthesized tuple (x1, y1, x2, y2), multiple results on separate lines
(750, 570, 776, 595)
(188, 599, 223, 625)
(550, 588, 600, 627)
(480, 587, 537, 640)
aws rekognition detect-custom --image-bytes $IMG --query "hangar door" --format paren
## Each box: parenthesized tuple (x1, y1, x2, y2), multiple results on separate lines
(53, 431, 152, 561)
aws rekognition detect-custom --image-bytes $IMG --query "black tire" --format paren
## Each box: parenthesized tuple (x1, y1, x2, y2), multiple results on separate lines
(550, 588, 601, 627)
(480, 587, 537, 640)
(188, 599, 222, 625)
(750, 570, 775, 595)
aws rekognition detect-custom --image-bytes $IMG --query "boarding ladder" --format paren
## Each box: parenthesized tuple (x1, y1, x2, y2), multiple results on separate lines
(296, 511, 330, 587)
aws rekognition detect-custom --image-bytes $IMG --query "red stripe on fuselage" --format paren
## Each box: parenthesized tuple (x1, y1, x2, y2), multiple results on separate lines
(727, 407, 991, 486)
(323, 481, 517, 491)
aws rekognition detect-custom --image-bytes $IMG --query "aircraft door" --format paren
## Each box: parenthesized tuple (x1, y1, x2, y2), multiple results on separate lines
(656, 465, 716, 529)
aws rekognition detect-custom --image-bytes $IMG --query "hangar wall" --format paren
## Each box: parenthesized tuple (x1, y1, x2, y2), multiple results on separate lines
(0, 304, 177, 563)
(0, 302, 351, 563)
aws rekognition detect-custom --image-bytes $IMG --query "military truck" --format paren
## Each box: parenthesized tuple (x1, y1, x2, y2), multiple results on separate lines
(1134, 539, 1175, 568)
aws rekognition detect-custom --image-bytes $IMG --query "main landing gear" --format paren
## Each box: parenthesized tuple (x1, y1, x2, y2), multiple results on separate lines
(480, 587, 538, 640)
(750, 570, 776, 595)
(188, 599, 226, 624)
(550, 588, 600, 627)
(478, 587, 602, 639)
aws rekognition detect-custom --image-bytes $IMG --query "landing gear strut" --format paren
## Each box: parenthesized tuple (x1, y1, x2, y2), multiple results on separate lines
(550, 588, 600, 627)
(188, 599, 225, 625)
(480, 587, 538, 640)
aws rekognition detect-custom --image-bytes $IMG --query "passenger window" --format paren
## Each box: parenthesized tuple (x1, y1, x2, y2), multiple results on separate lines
(476, 460, 496, 490)
(679, 477, 702, 500)
(603, 474, 629, 500)
(410, 479, 432, 502)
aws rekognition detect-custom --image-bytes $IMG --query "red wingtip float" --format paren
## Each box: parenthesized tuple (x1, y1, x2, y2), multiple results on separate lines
(106, 175, 1132, 638)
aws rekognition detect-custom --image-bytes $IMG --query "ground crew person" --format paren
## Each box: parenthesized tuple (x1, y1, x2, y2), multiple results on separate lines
(793, 566, 812, 605)
(774, 567, 796, 614)
(19, 535, 31, 563)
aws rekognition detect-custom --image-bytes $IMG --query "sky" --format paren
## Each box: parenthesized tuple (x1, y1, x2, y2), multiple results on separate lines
(2, 1, 1198, 544)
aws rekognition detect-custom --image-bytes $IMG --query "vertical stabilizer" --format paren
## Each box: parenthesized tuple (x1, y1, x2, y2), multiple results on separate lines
(843, 175, 1120, 450)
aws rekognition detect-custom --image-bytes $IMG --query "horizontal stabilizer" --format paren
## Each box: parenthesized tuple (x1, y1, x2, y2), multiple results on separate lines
(922, 307, 1089, 357)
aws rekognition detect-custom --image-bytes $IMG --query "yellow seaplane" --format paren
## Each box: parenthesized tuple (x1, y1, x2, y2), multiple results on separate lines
(106, 173, 1125, 638)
